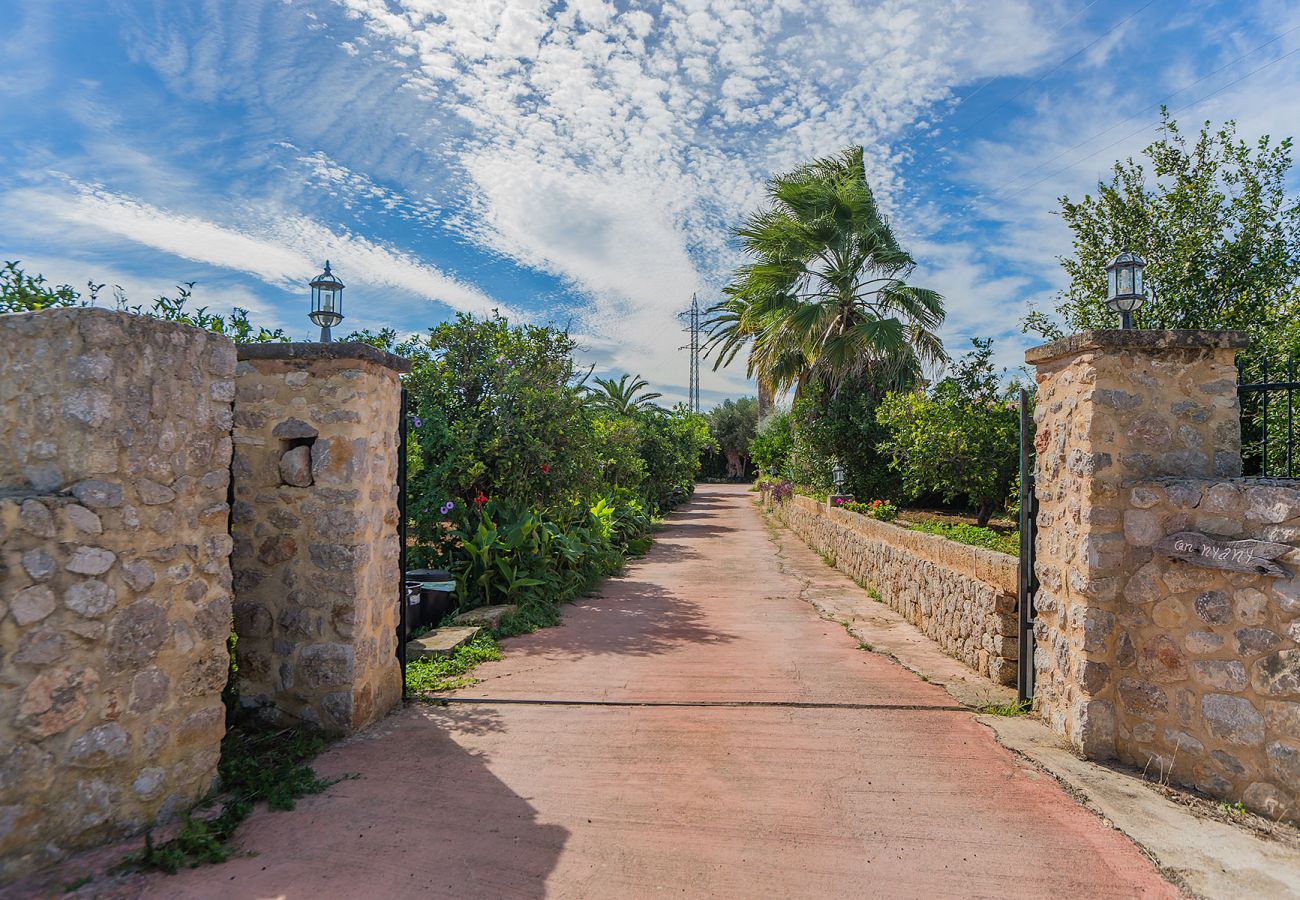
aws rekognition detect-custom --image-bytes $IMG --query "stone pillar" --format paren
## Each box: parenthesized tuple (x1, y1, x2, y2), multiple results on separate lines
(0, 308, 235, 880)
(230, 343, 409, 734)
(1025, 330, 1248, 756)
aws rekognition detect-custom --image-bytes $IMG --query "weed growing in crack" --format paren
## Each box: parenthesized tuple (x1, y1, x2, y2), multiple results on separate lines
(857, 641, 874, 651)
(978, 698, 1032, 717)
(115, 726, 340, 874)
(406, 633, 503, 692)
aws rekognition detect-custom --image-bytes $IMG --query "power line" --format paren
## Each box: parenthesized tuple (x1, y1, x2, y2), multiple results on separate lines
(952, 0, 1146, 140)
(951, 24, 1300, 218)
(975, 39, 1300, 214)
(949, 0, 1106, 112)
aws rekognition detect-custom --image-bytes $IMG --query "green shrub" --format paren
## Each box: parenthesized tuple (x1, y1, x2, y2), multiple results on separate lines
(908, 521, 1018, 556)
(877, 339, 1020, 525)
(750, 408, 794, 477)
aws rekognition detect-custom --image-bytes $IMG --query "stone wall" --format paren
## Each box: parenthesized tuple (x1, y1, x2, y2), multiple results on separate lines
(773, 495, 1018, 684)
(1110, 478, 1300, 820)
(1027, 330, 1247, 757)
(230, 344, 407, 734)
(0, 309, 235, 879)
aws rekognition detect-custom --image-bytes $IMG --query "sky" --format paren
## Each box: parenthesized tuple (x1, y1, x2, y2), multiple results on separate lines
(2, 0, 1299, 407)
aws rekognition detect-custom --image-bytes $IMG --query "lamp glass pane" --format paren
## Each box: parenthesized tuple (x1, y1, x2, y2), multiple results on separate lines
(320, 289, 336, 313)
(1108, 267, 1117, 299)
(1120, 265, 1133, 295)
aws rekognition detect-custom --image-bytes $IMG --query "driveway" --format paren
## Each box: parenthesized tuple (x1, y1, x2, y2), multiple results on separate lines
(134, 484, 1175, 899)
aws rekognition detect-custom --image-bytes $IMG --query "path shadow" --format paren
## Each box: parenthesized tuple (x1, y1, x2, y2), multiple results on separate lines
(116, 706, 570, 899)
(502, 581, 736, 661)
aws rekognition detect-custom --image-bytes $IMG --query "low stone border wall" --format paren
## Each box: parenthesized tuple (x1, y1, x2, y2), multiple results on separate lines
(771, 495, 1018, 685)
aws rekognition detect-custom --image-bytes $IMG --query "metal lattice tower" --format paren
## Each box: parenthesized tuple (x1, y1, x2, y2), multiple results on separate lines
(677, 294, 702, 413)
(687, 294, 700, 413)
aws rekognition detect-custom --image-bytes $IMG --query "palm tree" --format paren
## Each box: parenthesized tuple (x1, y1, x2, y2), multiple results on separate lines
(586, 374, 663, 416)
(705, 147, 946, 402)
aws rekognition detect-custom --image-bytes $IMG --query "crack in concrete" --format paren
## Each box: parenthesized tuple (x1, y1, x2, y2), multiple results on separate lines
(422, 697, 969, 712)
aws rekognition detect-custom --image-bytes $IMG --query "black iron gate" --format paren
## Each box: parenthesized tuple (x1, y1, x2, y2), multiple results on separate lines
(1238, 356, 1300, 477)
(397, 387, 409, 695)
(1017, 388, 1038, 704)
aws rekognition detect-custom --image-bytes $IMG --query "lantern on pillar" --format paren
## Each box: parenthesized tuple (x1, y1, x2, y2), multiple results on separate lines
(309, 261, 345, 342)
(1104, 250, 1147, 330)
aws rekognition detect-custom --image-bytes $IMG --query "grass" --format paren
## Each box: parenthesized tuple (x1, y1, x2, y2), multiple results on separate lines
(116, 725, 338, 874)
(979, 698, 1033, 716)
(1218, 800, 1249, 815)
(857, 641, 874, 651)
(405, 633, 503, 692)
(907, 521, 1019, 556)
(819, 551, 837, 567)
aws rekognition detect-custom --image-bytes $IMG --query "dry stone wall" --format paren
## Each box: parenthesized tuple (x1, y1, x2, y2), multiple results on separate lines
(1111, 478, 1300, 820)
(0, 309, 235, 879)
(230, 344, 407, 735)
(773, 495, 1018, 684)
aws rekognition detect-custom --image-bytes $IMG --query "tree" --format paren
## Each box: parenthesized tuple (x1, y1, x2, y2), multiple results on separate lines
(876, 339, 1019, 526)
(705, 146, 947, 403)
(586, 374, 664, 416)
(404, 313, 602, 527)
(1026, 111, 1300, 350)
(707, 397, 758, 479)
(749, 408, 794, 476)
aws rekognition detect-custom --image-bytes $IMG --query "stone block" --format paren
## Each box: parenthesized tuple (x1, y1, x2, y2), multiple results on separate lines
(408, 626, 484, 659)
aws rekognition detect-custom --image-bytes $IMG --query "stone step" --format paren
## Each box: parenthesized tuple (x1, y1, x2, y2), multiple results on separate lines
(407, 626, 482, 660)
(449, 603, 517, 629)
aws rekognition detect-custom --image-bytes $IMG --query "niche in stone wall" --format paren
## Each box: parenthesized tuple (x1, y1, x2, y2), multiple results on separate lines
(273, 417, 318, 487)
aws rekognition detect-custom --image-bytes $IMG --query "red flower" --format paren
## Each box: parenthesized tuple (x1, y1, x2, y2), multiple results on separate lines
(541, 464, 550, 474)
(473, 491, 488, 506)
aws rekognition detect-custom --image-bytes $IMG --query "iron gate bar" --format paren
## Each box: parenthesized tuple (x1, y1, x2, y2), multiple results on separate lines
(1017, 388, 1037, 704)
(1237, 354, 1300, 478)
(397, 387, 409, 695)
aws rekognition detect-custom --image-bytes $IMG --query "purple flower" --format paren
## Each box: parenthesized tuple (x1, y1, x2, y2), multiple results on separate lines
(439, 501, 454, 515)
(410, 416, 423, 428)
(504, 358, 513, 366)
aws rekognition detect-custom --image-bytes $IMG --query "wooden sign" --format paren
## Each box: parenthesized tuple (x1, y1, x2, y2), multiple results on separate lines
(1153, 531, 1292, 578)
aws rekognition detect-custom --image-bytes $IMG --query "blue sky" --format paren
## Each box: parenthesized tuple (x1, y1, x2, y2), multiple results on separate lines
(3, 0, 1299, 406)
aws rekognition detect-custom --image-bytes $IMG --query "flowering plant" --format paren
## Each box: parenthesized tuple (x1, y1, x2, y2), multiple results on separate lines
(843, 499, 898, 521)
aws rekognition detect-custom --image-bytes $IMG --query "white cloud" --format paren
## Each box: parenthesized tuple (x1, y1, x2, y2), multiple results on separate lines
(1, 180, 509, 321)
(330, 0, 1064, 393)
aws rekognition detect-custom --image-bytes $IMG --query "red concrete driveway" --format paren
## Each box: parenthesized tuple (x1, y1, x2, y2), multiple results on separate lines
(136, 484, 1175, 899)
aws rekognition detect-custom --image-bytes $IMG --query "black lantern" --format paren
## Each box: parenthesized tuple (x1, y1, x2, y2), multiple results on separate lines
(1105, 249, 1146, 330)
(831, 460, 845, 493)
(309, 260, 345, 342)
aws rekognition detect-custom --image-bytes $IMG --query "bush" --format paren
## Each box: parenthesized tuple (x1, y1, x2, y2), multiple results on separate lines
(877, 339, 1019, 525)
(750, 409, 794, 477)
(390, 313, 710, 621)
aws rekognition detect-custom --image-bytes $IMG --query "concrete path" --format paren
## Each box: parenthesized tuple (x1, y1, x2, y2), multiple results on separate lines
(133, 484, 1175, 899)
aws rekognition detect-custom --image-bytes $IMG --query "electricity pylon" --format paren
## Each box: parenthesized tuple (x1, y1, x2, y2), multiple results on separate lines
(677, 294, 701, 413)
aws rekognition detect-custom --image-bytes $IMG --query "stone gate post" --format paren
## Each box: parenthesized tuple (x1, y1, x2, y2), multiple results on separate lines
(230, 343, 409, 734)
(1026, 330, 1248, 756)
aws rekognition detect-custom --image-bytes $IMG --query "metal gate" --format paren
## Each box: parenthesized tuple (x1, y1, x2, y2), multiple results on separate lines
(396, 387, 409, 694)
(1017, 388, 1038, 704)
